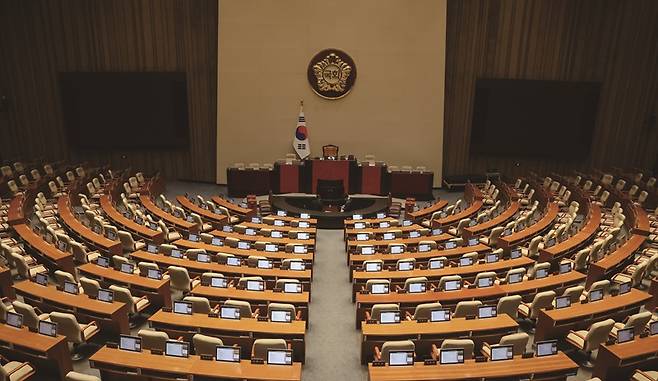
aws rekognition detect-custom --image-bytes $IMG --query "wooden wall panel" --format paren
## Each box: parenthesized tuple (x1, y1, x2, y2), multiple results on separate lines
(0, 0, 218, 182)
(443, 0, 658, 179)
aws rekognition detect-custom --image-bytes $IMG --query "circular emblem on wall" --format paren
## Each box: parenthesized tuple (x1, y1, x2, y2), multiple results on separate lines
(307, 49, 357, 99)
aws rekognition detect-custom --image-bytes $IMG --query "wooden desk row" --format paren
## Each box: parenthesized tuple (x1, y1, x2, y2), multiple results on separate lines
(462, 201, 520, 239)
(498, 203, 560, 252)
(139, 195, 199, 233)
(346, 233, 453, 254)
(585, 233, 646, 288)
(100, 195, 164, 244)
(176, 195, 228, 228)
(593, 329, 658, 380)
(13, 223, 75, 274)
(407, 200, 449, 222)
(211, 195, 257, 218)
(211, 230, 315, 249)
(432, 200, 485, 228)
(175, 239, 315, 263)
(538, 203, 602, 264)
(57, 195, 122, 255)
(348, 243, 492, 267)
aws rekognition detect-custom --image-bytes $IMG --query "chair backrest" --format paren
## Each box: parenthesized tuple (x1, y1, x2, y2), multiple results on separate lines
(268, 303, 296, 319)
(54, 270, 76, 287)
(112, 255, 129, 271)
(528, 262, 551, 279)
(224, 300, 253, 318)
(621, 311, 653, 335)
(413, 302, 442, 320)
(183, 296, 212, 314)
(365, 279, 389, 293)
(11, 301, 42, 330)
(70, 242, 90, 263)
(80, 277, 100, 298)
(528, 291, 556, 319)
(404, 277, 427, 291)
(453, 301, 482, 318)
(562, 286, 584, 303)
(381, 340, 415, 363)
(526, 236, 543, 256)
(583, 319, 615, 352)
(50, 311, 83, 343)
(109, 285, 135, 313)
(11, 253, 31, 279)
(65, 371, 101, 381)
(118, 231, 137, 251)
(193, 333, 224, 356)
(504, 268, 526, 283)
(371, 304, 399, 321)
(138, 329, 170, 351)
(167, 266, 192, 291)
(440, 339, 474, 359)
(498, 332, 530, 355)
(588, 280, 610, 295)
(201, 272, 225, 284)
(574, 248, 590, 270)
(252, 338, 287, 359)
(438, 275, 462, 291)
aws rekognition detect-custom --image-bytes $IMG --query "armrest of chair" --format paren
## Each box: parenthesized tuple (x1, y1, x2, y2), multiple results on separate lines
(373, 346, 382, 361)
(252, 308, 260, 318)
(364, 311, 372, 320)
(212, 304, 221, 313)
(634, 370, 658, 381)
(5, 361, 33, 378)
(295, 310, 302, 321)
(394, 285, 402, 292)
(430, 344, 439, 360)
(404, 311, 413, 321)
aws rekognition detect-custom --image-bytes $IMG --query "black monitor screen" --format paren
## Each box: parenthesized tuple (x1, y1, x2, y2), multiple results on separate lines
(60, 72, 189, 149)
(470, 79, 600, 159)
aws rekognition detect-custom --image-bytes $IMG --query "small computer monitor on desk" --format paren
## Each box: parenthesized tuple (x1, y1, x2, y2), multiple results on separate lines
(478, 306, 497, 319)
(165, 340, 189, 358)
(440, 349, 464, 364)
(444, 280, 461, 291)
(119, 335, 142, 352)
(173, 301, 193, 315)
(97, 288, 114, 302)
(650, 321, 658, 336)
(389, 351, 414, 366)
(63, 281, 79, 295)
(490, 345, 514, 361)
(34, 272, 48, 286)
(589, 289, 604, 302)
(210, 277, 227, 288)
(267, 349, 293, 365)
(430, 309, 451, 322)
(379, 311, 400, 324)
(535, 340, 557, 357)
(247, 280, 265, 291)
(5, 312, 22, 328)
(617, 328, 634, 344)
(270, 309, 292, 323)
(477, 276, 494, 288)
(555, 296, 571, 309)
(408, 282, 425, 293)
(220, 306, 241, 320)
(283, 282, 302, 293)
(147, 268, 162, 280)
(371, 283, 389, 294)
(39, 320, 57, 337)
(216, 345, 241, 362)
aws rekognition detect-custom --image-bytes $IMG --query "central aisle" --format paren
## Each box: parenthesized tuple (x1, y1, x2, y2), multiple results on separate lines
(303, 229, 367, 381)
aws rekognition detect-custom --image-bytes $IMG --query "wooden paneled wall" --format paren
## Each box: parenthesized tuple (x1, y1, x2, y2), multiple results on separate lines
(0, 0, 218, 182)
(443, 0, 658, 179)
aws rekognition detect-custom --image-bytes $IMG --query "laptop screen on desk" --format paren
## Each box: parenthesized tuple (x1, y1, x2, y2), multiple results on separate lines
(617, 327, 634, 344)
(402, 220, 412, 227)
(379, 222, 390, 228)
(197, 253, 211, 263)
(389, 351, 414, 366)
(5, 312, 22, 328)
(147, 268, 162, 280)
(377, 213, 386, 219)
(170, 249, 183, 258)
(477, 277, 494, 288)
(390, 245, 404, 254)
(508, 273, 523, 284)
(223, 225, 233, 232)
(430, 309, 450, 322)
(35, 272, 48, 286)
(559, 262, 572, 274)
(440, 349, 464, 364)
(257, 259, 272, 269)
(300, 213, 311, 219)
(298, 222, 310, 228)
(445, 242, 456, 249)
(352, 214, 362, 220)
(418, 244, 431, 252)
(271, 231, 283, 238)
(147, 244, 158, 253)
(535, 268, 548, 279)
(245, 229, 256, 236)
(619, 282, 631, 295)
(96, 256, 110, 268)
(398, 261, 413, 271)
(510, 249, 521, 259)
(220, 306, 241, 320)
(246, 280, 265, 291)
(119, 335, 141, 352)
(267, 349, 292, 365)
(365, 263, 381, 272)
(251, 217, 261, 223)
(283, 282, 302, 293)
(490, 345, 513, 361)
(173, 301, 193, 315)
(293, 245, 307, 254)
(289, 261, 305, 271)
(432, 229, 443, 235)
(429, 259, 444, 269)
(361, 246, 374, 255)
(265, 244, 278, 252)
(211, 237, 223, 246)
(468, 238, 478, 246)
(356, 234, 369, 241)
(165, 341, 189, 358)
(39, 320, 57, 337)
(226, 257, 241, 266)
(650, 321, 658, 336)
(238, 242, 250, 249)
(478, 306, 497, 319)
(409, 231, 420, 238)
(536, 340, 558, 357)
(188, 234, 198, 242)
(486, 253, 499, 263)
(379, 311, 400, 324)
(274, 220, 284, 227)
(383, 233, 395, 240)
(97, 289, 113, 302)
(216, 345, 241, 362)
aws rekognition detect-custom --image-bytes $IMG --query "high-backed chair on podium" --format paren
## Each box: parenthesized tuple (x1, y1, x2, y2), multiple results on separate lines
(322, 144, 339, 159)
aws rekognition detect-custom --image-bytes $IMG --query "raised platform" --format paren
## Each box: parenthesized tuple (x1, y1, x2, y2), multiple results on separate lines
(270, 194, 391, 229)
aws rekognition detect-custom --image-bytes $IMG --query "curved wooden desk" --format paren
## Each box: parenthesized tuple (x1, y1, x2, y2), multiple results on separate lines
(211, 195, 256, 218)
(211, 230, 315, 248)
(13, 223, 75, 274)
(498, 202, 560, 252)
(348, 243, 491, 268)
(57, 195, 122, 255)
(462, 201, 520, 239)
(174, 239, 315, 263)
(407, 200, 449, 222)
(538, 203, 602, 264)
(347, 233, 453, 254)
(176, 195, 228, 228)
(139, 195, 198, 233)
(100, 195, 164, 244)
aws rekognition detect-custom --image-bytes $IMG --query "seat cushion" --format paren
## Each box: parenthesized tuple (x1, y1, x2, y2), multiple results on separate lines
(565, 330, 587, 350)
(3, 361, 34, 381)
(517, 303, 530, 317)
(82, 324, 100, 341)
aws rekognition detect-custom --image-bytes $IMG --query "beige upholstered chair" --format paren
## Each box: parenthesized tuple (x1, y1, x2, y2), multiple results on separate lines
(49, 311, 100, 360)
(610, 311, 652, 338)
(518, 291, 555, 320)
(109, 285, 150, 326)
(65, 371, 100, 381)
(481, 332, 529, 358)
(365, 279, 389, 293)
(79, 277, 100, 298)
(11, 301, 49, 330)
(54, 270, 76, 288)
(267, 303, 300, 321)
(438, 275, 462, 291)
(453, 301, 482, 318)
(408, 302, 442, 321)
(138, 329, 170, 352)
(632, 370, 658, 381)
(183, 296, 215, 314)
(367, 304, 399, 322)
(193, 333, 224, 357)
(435, 339, 475, 360)
(0, 359, 35, 381)
(224, 300, 257, 318)
(167, 266, 200, 292)
(565, 319, 615, 367)
(496, 295, 522, 319)
(118, 231, 145, 252)
(251, 339, 288, 359)
(374, 340, 415, 363)
(11, 253, 46, 279)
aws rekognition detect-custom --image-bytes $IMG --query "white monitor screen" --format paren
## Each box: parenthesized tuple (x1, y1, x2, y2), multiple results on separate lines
(508, 273, 523, 284)
(352, 214, 363, 220)
(379, 311, 400, 324)
(226, 257, 241, 266)
(97, 289, 113, 302)
(650, 321, 658, 335)
(188, 234, 198, 242)
(271, 231, 283, 238)
(459, 257, 473, 266)
(445, 242, 456, 249)
(276, 211, 287, 217)
(120, 263, 134, 274)
(96, 256, 110, 267)
(63, 281, 78, 294)
(383, 233, 395, 241)
(361, 246, 374, 255)
(165, 341, 189, 358)
(617, 327, 634, 344)
(409, 231, 421, 238)
(356, 234, 369, 241)
(5, 312, 22, 328)
(289, 261, 305, 271)
(430, 309, 450, 322)
(379, 222, 390, 228)
(119, 335, 141, 352)
(503, 229, 512, 236)
(267, 349, 292, 365)
(251, 217, 261, 223)
(274, 220, 285, 227)
(211, 237, 223, 246)
(478, 306, 497, 318)
(589, 289, 603, 302)
(197, 253, 210, 263)
(147, 269, 162, 280)
(238, 242, 250, 249)
(389, 351, 414, 366)
(57, 241, 68, 251)
(223, 225, 233, 232)
(297, 232, 310, 239)
(408, 282, 425, 293)
(429, 259, 444, 269)
(536, 341, 558, 357)
(555, 296, 571, 309)
(469, 220, 477, 227)
(293, 245, 307, 254)
(38, 320, 57, 337)
(468, 238, 478, 246)
(170, 249, 183, 258)
(247, 280, 265, 291)
(300, 213, 311, 219)
(432, 229, 443, 235)
(216, 345, 241, 362)
(35, 273, 48, 286)
(283, 283, 302, 293)
(477, 277, 493, 288)
(245, 229, 256, 236)
(402, 220, 412, 227)
(546, 238, 556, 247)
(147, 244, 158, 253)
(298, 222, 310, 228)
(535, 268, 548, 279)
(173, 301, 193, 315)
(486, 254, 498, 263)
(510, 249, 521, 259)
(490, 345, 513, 361)
(371, 284, 389, 294)
(559, 262, 571, 274)
(377, 213, 386, 218)
(220, 306, 241, 320)
(444, 280, 461, 291)
(619, 282, 631, 295)
(398, 261, 413, 271)
(257, 260, 272, 269)
(265, 244, 278, 252)
(390, 245, 404, 254)
(440, 349, 464, 364)
(418, 244, 431, 252)
(365, 263, 381, 272)
(270, 310, 292, 323)
(211, 277, 227, 288)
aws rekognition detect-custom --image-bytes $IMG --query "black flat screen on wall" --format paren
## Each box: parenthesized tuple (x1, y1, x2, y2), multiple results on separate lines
(470, 79, 600, 159)
(60, 72, 189, 149)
